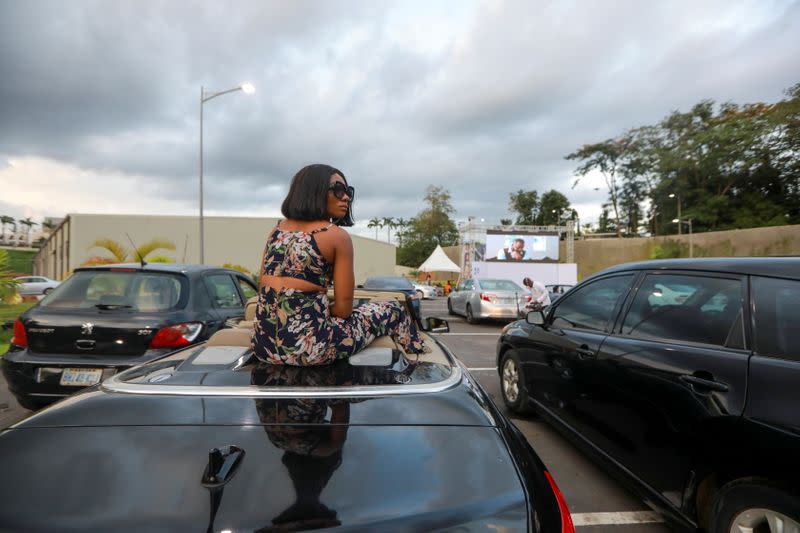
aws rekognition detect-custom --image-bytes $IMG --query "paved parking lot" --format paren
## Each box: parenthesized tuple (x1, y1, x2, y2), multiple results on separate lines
(422, 297, 672, 532)
(1, 299, 673, 531)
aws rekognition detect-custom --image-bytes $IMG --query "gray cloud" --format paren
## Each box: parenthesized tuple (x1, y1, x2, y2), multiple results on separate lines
(1, 0, 798, 227)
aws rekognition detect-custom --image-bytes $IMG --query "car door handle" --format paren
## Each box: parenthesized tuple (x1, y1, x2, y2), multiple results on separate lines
(576, 347, 596, 360)
(679, 374, 729, 393)
(202, 445, 245, 488)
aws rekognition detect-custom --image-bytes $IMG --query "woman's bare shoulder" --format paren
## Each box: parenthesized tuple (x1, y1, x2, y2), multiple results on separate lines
(327, 225, 352, 243)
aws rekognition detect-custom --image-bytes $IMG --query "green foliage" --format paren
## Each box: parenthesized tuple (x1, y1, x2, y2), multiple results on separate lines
(650, 240, 685, 259)
(0, 249, 20, 302)
(568, 82, 800, 236)
(1, 248, 36, 274)
(397, 185, 459, 267)
(87, 238, 177, 264)
(508, 189, 573, 225)
(146, 255, 174, 263)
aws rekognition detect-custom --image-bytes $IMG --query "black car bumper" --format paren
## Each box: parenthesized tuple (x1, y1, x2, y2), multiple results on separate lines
(2, 347, 172, 406)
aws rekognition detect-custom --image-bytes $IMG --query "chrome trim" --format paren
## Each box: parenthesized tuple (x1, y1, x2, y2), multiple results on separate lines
(102, 336, 463, 398)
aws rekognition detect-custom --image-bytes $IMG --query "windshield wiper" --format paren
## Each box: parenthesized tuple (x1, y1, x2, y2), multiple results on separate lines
(95, 304, 133, 310)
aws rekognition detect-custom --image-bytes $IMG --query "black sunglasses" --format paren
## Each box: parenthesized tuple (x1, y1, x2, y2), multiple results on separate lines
(329, 182, 354, 200)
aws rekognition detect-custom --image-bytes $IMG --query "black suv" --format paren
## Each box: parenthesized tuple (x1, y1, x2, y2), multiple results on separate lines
(3, 263, 257, 409)
(497, 257, 800, 532)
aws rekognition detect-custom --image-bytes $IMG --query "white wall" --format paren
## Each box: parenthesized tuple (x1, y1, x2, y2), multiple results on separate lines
(471, 261, 577, 287)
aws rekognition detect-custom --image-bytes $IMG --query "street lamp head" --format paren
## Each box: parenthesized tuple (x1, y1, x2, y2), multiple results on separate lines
(669, 193, 676, 198)
(672, 218, 680, 223)
(240, 82, 256, 94)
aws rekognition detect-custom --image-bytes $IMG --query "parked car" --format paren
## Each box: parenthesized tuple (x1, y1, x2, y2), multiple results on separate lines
(0, 289, 574, 532)
(13, 275, 61, 296)
(448, 278, 527, 323)
(2, 263, 258, 410)
(412, 281, 437, 300)
(545, 283, 573, 304)
(497, 257, 800, 532)
(361, 276, 421, 318)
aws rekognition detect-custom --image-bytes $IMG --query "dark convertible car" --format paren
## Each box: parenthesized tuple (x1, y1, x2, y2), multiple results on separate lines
(0, 290, 573, 532)
(497, 257, 800, 532)
(3, 263, 258, 409)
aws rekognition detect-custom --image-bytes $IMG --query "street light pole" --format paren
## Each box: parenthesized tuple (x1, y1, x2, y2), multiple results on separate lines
(669, 193, 682, 235)
(672, 218, 693, 257)
(198, 82, 255, 264)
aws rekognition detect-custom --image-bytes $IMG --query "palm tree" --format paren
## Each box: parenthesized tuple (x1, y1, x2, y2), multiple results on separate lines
(395, 217, 409, 247)
(41, 219, 58, 233)
(367, 217, 381, 240)
(18, 217, 36, 246)
(381, 217, 395, 243)
(88, 238, 177, 264)
(0, 215, 14, 243)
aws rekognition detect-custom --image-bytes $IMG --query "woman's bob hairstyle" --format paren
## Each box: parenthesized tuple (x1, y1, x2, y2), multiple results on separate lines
(280, 164, 354, 227)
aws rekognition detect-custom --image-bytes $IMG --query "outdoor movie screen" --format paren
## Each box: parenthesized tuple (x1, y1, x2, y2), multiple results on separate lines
(485, 230, 560, 262)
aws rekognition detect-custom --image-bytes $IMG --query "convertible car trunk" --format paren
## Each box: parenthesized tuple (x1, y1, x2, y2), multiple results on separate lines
(0, 422, 529, 532)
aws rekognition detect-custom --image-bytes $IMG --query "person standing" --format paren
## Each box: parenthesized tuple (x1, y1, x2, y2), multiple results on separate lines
(522, 277, 550, 309)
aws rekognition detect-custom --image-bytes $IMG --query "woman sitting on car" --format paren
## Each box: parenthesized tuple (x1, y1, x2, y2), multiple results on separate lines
(251, 164, 427, 365)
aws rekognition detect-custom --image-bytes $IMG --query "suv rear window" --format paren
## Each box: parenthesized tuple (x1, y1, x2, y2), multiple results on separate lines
(753, 276, 800, 360)
(41, 270, 187, 311)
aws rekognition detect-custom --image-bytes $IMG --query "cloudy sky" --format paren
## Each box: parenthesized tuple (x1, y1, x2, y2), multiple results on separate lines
(1, 0, 798, 238)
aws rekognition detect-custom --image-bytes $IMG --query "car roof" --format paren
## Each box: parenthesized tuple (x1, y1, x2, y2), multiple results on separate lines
(74, 263, 243, 275)
(594, 257, 800, 281)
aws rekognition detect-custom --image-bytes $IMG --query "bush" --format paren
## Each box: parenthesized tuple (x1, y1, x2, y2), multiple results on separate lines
(650, 240, 685, 259)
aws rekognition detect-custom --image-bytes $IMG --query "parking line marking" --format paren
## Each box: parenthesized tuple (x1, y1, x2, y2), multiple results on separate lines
(571, 511, 663, 527)
(466, 367, 497, 371)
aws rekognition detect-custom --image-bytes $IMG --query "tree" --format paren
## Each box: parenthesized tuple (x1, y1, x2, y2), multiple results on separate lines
(381, 216, 395, 242)
(87, 238, 177, 264)
(41, 219, 58, 233)
(566, 139, 628, 237)
(0, 215, 14, 242)
(500, 218, 512, 225)
(18, 217, 37, 246)
(367, 217, 381, 240)
(394, 218, 410, 247)
(508, 190, 539, 225)
(539, 190, 572, 225)
(397, 185, 459, 267)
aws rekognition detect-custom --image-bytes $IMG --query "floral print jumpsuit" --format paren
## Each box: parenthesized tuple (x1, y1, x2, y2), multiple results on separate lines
(251, 222, 427, 365)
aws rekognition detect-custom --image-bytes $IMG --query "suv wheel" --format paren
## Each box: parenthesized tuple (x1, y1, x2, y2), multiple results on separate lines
(500, 350, 534, 415)
(711, 479, 800, 533)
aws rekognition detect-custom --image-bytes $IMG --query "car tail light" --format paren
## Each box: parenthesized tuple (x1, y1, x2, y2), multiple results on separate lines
(525, 295, 532, 302)
(149, 322, 203, 349)
(480, 292, 496, 303)
(11, 319, 28, 347)
(544, 470, 575, 533)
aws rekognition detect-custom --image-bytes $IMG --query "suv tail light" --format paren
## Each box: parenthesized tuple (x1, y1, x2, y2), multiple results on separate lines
(544, 470, 574, 533)
(149, 322, 203, 349)
(11, 319, 28, 347)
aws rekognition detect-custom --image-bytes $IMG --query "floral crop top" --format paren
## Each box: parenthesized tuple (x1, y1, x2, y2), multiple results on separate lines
(261, 222, 335, 288)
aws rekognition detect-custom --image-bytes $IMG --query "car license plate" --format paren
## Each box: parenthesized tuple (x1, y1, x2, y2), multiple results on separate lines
(60, 368, 103, 386)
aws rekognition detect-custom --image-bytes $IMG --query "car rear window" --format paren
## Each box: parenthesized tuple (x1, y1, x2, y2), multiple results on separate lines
(478, 279, 522, 291)
(364, 277, 413, 289)
(41, 270, 188, 311)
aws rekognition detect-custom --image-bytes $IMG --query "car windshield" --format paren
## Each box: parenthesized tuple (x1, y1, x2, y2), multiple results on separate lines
(478, 279, 523, 291)
(364, 277, 413, 289)
(41, 270, 188, 311)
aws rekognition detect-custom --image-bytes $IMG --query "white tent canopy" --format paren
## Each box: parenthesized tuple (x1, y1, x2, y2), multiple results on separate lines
(418, 245, 461, 273)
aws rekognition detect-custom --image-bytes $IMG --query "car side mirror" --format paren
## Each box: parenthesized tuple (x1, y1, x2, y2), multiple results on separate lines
(526, 310, 545, 326)
(357, 284, 364, 289)
(422, 316, 450, 333)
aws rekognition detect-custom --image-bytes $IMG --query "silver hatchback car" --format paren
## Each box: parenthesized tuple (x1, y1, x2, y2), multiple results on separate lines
(447, 278, 528, 323)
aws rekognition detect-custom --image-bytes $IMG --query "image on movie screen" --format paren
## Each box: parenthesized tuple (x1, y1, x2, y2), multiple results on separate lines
(486, 232, 559, 262)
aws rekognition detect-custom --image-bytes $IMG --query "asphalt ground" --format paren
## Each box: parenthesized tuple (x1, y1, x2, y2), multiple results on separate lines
(422, 297, 673, 532)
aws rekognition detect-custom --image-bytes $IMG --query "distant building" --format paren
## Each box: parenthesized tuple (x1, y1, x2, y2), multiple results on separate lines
(33, 214, 396, 283)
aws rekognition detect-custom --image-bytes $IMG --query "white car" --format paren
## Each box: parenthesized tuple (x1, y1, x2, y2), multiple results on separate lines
(413, 283, 437, 300)
(13, 276, 61, 296)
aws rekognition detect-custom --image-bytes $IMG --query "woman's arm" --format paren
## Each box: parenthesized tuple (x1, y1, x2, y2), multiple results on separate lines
(331, 230, 354, 319)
